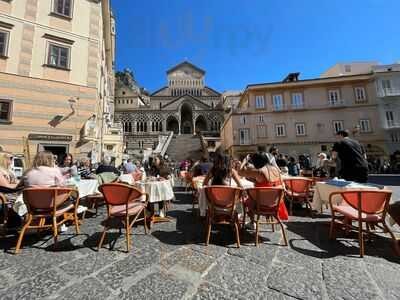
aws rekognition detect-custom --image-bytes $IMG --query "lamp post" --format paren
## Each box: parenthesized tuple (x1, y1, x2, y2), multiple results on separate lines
(68, 97, 79, 151)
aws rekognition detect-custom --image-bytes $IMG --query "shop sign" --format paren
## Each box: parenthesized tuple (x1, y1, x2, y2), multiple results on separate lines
(28, 134, 73, 142)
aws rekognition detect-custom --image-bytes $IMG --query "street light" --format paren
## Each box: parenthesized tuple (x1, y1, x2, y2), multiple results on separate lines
(68, 97, 78, 114)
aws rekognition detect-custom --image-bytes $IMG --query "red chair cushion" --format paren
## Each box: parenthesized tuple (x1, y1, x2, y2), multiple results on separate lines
(110, 201, 145, 217)
(333, 205, 382, 222)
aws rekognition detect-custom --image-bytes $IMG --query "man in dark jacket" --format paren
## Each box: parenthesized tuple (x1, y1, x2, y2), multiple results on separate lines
(332, 130, 368, 183)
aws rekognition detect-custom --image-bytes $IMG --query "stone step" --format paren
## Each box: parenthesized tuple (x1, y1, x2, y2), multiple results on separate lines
(165, 134, 203, 162)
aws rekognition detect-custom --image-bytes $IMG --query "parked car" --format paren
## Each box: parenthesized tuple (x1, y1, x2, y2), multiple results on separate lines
(11, 156, 24, 179)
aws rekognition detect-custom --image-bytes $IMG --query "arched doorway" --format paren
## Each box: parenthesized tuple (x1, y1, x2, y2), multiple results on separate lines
(166, 116, 179, 134)
(195, 115, 207, 133)
(180, 103, 193, 134)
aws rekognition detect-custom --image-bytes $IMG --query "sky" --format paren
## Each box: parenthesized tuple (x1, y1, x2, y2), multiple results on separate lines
(111, 0, 400, 93)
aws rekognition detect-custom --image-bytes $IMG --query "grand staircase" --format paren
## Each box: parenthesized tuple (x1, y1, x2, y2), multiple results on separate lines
(166, 134, 203, 162)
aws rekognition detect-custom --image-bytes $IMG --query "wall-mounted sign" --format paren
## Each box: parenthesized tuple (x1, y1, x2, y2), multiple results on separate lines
(28, 134, 73, 142)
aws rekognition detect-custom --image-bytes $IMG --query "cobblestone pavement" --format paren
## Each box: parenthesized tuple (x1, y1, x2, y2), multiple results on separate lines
(0, 186, 399, 299)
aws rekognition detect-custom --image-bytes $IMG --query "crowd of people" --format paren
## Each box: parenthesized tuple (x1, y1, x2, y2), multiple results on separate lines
(0, 129, 397, 233)
(176, 130, 370, 184)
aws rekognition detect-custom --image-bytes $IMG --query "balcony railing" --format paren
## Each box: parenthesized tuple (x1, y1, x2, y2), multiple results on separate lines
(290, 103, 306, 110)
(378, 88, 400, 97)
(272, 104, 289, 112)
(386, 121, 400, 129)
(328, 99, 346, 107)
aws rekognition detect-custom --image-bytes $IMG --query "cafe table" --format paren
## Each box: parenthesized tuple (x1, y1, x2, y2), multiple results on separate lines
(119, 174, 134, 185)
(135, 178, 175, 222)
(311, 180, 384, 212)
(13, 179, 99, 216)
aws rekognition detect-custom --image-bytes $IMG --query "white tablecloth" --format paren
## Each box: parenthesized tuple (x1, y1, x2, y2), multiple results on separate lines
(198, 178, 254, 217)
(75, 179, 99, 198)
(311, 181, 382, 212)
(13, 180, 99, 216)
(136, 179, 174, 203)
(119, 174, 134, 185)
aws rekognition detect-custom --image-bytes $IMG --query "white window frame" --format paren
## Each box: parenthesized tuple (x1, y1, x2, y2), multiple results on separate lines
(328, 89, 340, 105)
(332, 120, 344, 133)
(382, 79, 392, 90)
(256, 114, 264, 125)
(354, 87, 366, 102)
(386, 111, 394, 127)
(47, 42, 71, 69)
(0, 30, 10, 57)
(0, 99, 13, 123)
(391, 132, 400, 143)
(256, 125, 267, 138)
(239, 115, 246, 125)
(52, 0, 74, 18)
(255, 95, 265, 109)
(275, 124, 286, 137)
(291, 92, 303, 108)
(359, 119, 371, 133)
(295, 122, 306, 136)
(273, 94, 283, 111)
(239, 128, 250, 145)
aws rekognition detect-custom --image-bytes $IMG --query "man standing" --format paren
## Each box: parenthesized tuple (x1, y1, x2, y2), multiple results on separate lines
(123, 159, 137, 174)
(266, 146, 279, 168)
(332, 130, 368, 183)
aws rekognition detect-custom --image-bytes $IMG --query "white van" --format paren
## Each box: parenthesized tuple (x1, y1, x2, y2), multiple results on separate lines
(11, 156, 24, 179)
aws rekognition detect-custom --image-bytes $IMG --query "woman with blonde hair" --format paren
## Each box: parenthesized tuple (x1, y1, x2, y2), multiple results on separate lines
(0, 152, 17, 189)
(22, 151, 65, 187)
(0, 152, 21, 229)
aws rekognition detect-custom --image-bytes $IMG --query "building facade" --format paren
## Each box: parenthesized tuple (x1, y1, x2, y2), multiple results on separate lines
(0, 0, 122, 164)
(221, 69, 388, 161)
(373, 64, 400, 155)
(114, 61, 224, 159)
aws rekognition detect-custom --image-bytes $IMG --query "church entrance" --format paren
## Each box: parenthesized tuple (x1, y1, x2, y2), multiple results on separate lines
(195, 115, 207, 133)
(166, 116, 179, 134)
(180, 103, 193, 134)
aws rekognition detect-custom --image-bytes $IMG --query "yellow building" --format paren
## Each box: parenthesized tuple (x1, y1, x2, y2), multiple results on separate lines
(0, 0, 122, 165)
(221, 65, 387, 162)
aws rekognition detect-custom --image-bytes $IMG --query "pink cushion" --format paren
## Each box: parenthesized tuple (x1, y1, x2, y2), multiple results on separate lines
(287, 192, 307, 198)
(333, 205, 382, 222)
(55, 204, 75, 216)
(110, 201, 145, 217)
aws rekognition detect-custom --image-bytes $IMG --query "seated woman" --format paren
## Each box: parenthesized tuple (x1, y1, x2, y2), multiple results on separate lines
(237, 152, 289, 225)
(0, 152, 22, 228)
(148, 155, 172, 218)
(77, 158, 96, 179)
(203, 153, 242, 187)
(23, 151, 65, 187)
(0, 152, 18, 190)
(59, 153, 78, 179)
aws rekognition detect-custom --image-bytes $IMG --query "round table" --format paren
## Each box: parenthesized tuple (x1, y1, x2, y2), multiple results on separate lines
(311, 180, 383, 212)
(135, 179, 174, 203)
(13, 180, 99, 216)
(119, 174, 134, 185)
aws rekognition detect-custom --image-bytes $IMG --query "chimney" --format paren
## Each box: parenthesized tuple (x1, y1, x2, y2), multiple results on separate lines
(283, 72, 300, 82)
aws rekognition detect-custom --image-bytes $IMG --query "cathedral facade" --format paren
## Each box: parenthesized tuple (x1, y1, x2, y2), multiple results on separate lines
(114, 61, 224, 157)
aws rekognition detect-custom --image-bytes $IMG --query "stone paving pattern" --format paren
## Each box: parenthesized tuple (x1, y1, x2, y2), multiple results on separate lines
(0, 186, 399, 299)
